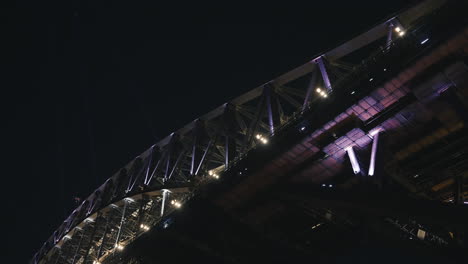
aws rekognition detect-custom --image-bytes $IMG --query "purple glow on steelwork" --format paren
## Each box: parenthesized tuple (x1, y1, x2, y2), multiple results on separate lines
(368, 131, 379, 176)
(386, 23, 393, 48)
(369, 128, 382, 137)
(316, 56, 332, 92)
(346, 146, 360, 174)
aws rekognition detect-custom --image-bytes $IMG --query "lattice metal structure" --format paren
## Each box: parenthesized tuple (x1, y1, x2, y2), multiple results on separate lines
(385, 218, 450, 246)
(32, 0, 465, 263)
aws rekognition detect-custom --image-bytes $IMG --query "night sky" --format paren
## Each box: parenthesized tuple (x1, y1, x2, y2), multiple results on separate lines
(7, 1, 412, 262)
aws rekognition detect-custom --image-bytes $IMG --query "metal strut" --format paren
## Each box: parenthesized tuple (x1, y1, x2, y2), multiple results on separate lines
(316, 56, 332, 92)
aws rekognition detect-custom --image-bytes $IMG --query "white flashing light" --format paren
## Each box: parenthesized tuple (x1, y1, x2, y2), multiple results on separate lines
(311, 223, 322, 229)
(321, 184, 326, 187)
(398, 31, 405, 37)
(115, 244, 124, 251)
(140, 224, 150, 231)
(369, 78, 373, 82)
(316, 88, 328, 98)
(171, 200, 182, 208)
(208, 170, 214, 176)
(420, 38, 429, 45)
(346, 146, 361, 174)
(351, 91, 355, 95)
(394, 26, 401, 33)
(328, 184, 333, 188)
(256, 134, 268, 144)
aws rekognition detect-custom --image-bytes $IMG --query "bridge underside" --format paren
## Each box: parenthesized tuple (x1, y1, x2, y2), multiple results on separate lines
(118, 28, 468, 264)
(119, 198, 460, 264)
(33, 1, 468, 263)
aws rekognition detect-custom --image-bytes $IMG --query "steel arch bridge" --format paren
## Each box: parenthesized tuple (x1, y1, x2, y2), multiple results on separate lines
(33, 0, 468, 263)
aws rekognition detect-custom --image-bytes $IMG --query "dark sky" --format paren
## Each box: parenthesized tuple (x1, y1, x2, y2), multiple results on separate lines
(6, 0, 413, 262)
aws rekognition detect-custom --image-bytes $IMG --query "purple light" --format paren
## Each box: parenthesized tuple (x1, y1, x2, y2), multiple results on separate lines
(368, 130, 379, 176)
(316, 56, 332, 92)
(346, 146, 360, 174)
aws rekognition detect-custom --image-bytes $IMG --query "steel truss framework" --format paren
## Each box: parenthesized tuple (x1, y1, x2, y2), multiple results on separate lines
(32, 1, 461, 263)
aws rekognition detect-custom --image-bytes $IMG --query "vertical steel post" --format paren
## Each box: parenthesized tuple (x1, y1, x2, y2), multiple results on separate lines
(82, 217, 100, 264)
(53, 249, 62, 264)
(386, 23, 394, 48)
(316, 56, 332, 92)
(454, 174, 464, 205)
(368, 131, 379, 176)
(144, 146, 155, 184)
(225, 136, 236, 169)
(114, 200, 128, 250)
(223, 105, 238, 169)
(160, 189, 169, 217)
(243, 94, 265, 152)
(71, 230, 85, 264)
(265, 84, 275, 135)
(195, 139, 213, 175)
(190, 121, 203, 176)
(133, 198, 147, 235)
(302, 70, 318, 111)
(346, 147, 361, 175)
(96, 213, 111, 260)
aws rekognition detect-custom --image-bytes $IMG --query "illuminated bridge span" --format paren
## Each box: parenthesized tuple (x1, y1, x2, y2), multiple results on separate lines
(34, 1, 468, 263)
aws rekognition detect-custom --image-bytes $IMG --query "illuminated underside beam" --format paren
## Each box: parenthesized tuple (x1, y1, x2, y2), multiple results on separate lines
(346, 146, 361, 175)
(368, 130, 380, 176)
